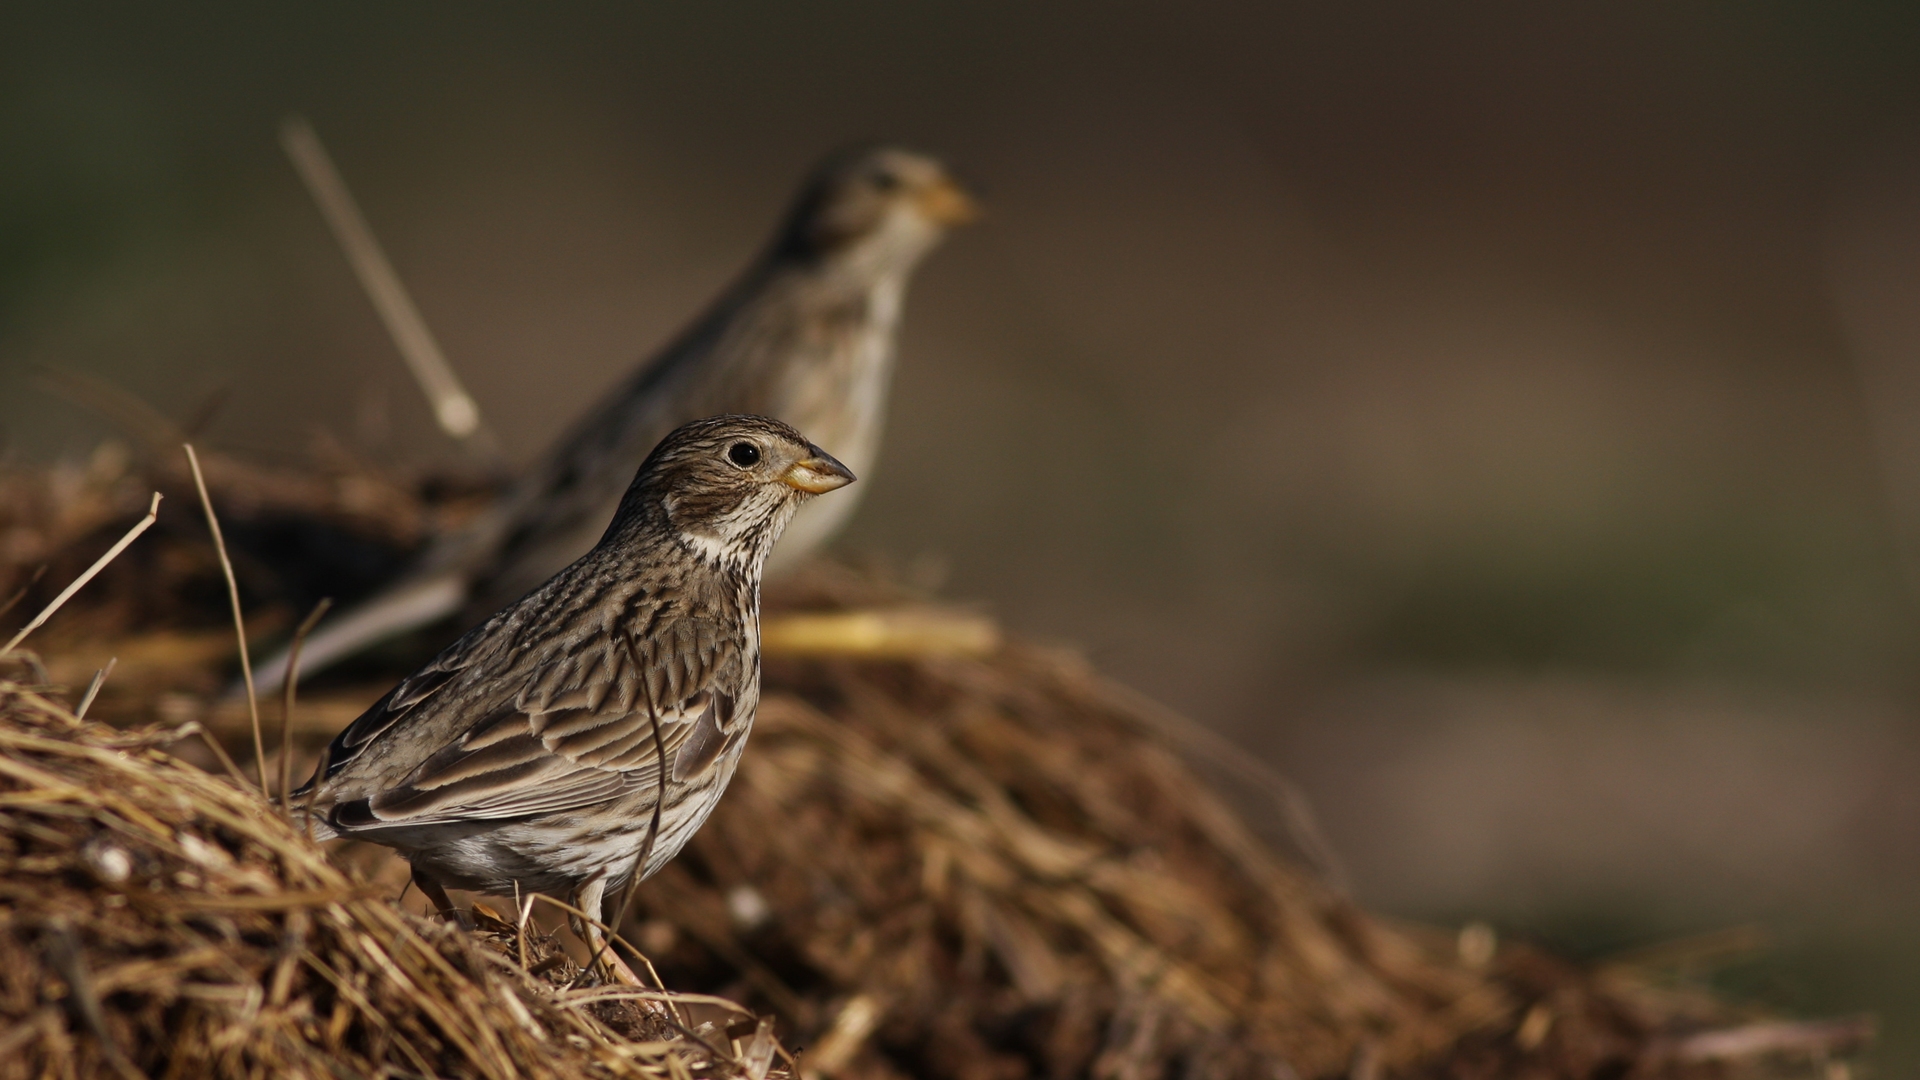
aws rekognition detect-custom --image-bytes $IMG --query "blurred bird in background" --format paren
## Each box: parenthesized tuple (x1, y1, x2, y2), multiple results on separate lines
(252, 145, 975, 692)
(294, 415, 856, 964)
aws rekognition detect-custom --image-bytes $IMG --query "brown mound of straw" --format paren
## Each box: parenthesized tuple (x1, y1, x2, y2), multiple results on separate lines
(0, 450, 1875, 1079)
(606, 569, 1865, 1080)
(0, 677, 784, 1080)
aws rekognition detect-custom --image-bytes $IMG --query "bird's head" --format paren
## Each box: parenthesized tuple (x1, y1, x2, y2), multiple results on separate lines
(775, 146, 979, 279)
(613, 414, 856, 572)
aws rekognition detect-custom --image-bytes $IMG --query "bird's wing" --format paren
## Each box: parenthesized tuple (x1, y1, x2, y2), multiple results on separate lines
(300, 617, 489, 793)
(330, 615, 744, 831)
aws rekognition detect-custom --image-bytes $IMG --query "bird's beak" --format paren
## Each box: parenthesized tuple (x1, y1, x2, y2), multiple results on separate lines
(916, 175, 981, 228)
(782, 446, 857, 494)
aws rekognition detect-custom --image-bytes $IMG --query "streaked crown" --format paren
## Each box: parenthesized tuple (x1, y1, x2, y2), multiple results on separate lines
(605, 415, 855, 566)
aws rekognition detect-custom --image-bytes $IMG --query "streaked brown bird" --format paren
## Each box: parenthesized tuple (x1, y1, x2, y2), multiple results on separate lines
(293, 415, 854, 954)
(253, 145, 974, 694)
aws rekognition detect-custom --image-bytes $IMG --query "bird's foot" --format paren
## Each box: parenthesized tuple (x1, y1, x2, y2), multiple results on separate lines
(412, 869, 472, 928)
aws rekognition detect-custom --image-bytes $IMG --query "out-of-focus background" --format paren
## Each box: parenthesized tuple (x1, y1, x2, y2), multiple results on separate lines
(5, 0, 1919, 1068)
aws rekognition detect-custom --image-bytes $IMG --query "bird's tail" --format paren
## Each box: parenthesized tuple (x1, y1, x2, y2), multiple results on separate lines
(237, 574, 468, 699)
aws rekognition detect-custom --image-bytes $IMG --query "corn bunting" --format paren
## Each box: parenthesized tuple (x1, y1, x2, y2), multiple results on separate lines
(255, 146, 972, 692)
(293, 415, 854, 954)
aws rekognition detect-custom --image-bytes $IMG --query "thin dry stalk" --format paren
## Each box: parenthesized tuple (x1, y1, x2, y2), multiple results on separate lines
(0, 566, 48, 625)
(595, 647, 671, 985)
(31, 364, 187, 459)
(74, 657, 116, 720)
(278, 115, 497, 456)
(278, 597, 332, 811)
(192, 723, 257, 791)
(1, 493, 160, 655)
(526, 893, 671, 996)
(184, 444, 266, 797)
(1093, 675, 1352, 894)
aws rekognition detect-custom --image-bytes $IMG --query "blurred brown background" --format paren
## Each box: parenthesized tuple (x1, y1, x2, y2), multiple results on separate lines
(5, 1, 1919, 1069)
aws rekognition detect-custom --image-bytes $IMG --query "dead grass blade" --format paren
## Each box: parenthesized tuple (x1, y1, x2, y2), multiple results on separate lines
(73, 657, 115, 720)
(184, 444, 265, 797)
(278, 597, 331, 811)
(2, 493, 160, 655)
(278, 115, 499, 459)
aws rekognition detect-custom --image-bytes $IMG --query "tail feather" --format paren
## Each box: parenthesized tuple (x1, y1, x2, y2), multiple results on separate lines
(240, 574, 468, 698)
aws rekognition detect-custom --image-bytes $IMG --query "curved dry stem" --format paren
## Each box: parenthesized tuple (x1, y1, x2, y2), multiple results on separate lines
(279, 597, 333, 812)
(184, 444, 265, 797)
(2, 493, 161, 655)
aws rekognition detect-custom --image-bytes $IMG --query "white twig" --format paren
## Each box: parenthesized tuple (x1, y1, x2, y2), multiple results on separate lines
(75, 657, 117, 720)
(2, 493, 161, 655)
(278, 114, 494, 449)
(185, 444, 267, 797)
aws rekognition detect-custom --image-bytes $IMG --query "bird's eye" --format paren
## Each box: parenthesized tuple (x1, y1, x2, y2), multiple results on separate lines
(869, 170, 901, 192)
(727, 442, 761, 468)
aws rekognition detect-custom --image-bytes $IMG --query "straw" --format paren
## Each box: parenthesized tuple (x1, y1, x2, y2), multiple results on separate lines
(278, 115, 499, 458)
(184, 444, 267, 797)
(73, 657, 115, 720)
(1, 493, 160, 655)
(278, 597, 332, 811)
(0, 678, 785, 1080)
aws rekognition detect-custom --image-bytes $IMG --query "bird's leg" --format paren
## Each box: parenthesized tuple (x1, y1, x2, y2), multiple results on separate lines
(571, 877, 644, 985)
(412, 867, 470, 929)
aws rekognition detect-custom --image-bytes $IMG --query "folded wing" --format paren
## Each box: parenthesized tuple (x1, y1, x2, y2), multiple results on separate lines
(324, 610, 742, 832)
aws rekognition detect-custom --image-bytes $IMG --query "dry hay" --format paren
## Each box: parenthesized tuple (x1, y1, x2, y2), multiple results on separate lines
(631, 571, 1870, 1080)
(0, 674, 787, 1080)
(0, 447, 1876, 1079)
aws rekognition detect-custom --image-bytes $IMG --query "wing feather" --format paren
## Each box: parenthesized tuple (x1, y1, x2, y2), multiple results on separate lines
(334, 615, 742, 832)
(671, 700, 732, 782)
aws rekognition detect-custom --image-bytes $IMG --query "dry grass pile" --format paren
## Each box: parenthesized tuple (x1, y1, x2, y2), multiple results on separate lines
(0, 449, 1876, 1079)
(611, 570, 1864, 1080)
(0, 676, 785, 1080)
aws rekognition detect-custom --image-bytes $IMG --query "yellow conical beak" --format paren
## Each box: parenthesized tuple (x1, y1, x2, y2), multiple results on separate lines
(917, 175, 981, 228)
(781, 446, 857, 494)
